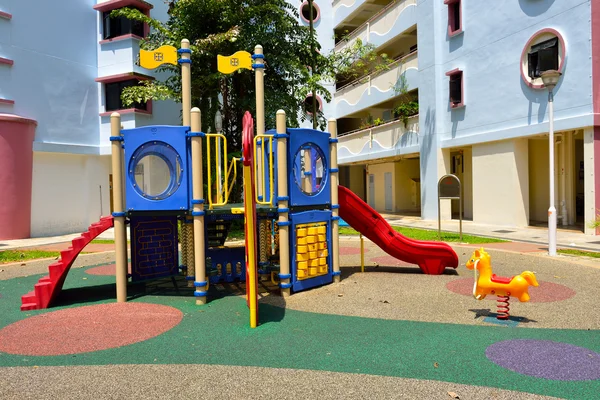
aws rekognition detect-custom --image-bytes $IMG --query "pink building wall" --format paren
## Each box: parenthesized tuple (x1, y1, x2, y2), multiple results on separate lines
(0, 114, 36, 239)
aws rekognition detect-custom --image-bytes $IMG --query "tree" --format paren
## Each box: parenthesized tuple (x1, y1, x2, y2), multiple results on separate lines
(112, 0, 386, 142)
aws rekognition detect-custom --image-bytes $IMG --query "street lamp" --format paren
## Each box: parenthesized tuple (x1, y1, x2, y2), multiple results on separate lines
(540, 69, 562, 256)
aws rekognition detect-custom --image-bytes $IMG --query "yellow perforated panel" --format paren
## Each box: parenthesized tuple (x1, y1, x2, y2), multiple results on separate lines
(295, 222, 329, 281)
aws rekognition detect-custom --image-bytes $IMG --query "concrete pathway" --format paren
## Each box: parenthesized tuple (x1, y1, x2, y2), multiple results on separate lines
(1, 215, 599, 254)
(378, 214, 600, 252)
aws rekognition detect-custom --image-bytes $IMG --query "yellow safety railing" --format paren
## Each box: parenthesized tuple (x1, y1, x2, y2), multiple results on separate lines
(206, 133, 229, 209)
(221, 156, 241, 202)
(254, 134, 274, 205)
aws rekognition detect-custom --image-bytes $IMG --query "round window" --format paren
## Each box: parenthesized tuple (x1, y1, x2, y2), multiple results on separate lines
(300, 1, 320, 24)
(520, 28, 566, 89)
(129, 141, 183, 200)
(293, 143, 327, 196)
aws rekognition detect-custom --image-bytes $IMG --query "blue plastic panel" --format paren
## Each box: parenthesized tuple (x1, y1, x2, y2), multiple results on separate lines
(290, 210, 333, 292)
(206, 246, 246, 284)
(287, 128, 331, 207)
(123, 125, 189, 212)
(130, 215, 179, 282)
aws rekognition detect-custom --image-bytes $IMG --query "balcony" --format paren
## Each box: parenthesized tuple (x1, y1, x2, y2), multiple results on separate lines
(337, 115, 419, 164)
(334, 0, 417, 53)
(335, 51, 418, 118)
(333, 0, 372, 29)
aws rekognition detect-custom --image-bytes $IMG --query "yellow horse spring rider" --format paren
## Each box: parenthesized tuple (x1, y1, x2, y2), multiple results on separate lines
(465, 248, 539, 319)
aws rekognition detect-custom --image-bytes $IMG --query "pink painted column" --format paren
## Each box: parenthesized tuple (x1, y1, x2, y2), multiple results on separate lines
(0, 114, 36, 239)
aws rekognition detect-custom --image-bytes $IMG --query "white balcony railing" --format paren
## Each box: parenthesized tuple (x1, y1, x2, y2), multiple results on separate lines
(338, 116, 419, 163)
(335, 51, 418, 115)
(334, 0, 417, 53)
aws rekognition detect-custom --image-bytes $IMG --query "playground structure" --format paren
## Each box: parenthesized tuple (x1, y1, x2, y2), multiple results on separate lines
(466, 248, 539, 319)
(19, 41, 459, 327)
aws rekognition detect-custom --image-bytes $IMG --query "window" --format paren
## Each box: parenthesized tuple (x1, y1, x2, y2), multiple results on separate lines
(300, 1, 320, 24)
(446, 69, 464, 108)
(444, 0, 462, 36)
(102, 8, 144, 40)
(520, 29, 565, 89)
(303, 94, 322, 115)
(527, 38, 558, 79)
(105, 79, 147, 112)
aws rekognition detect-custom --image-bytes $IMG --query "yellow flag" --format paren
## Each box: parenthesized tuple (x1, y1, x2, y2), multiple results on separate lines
(217, 51, 253, 74)
(139, 45, 178, 69)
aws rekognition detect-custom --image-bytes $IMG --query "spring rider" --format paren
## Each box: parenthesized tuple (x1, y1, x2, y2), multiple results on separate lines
(465, 248, 539, 320)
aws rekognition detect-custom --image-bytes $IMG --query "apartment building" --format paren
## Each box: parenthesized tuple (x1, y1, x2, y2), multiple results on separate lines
(330, 0, 599, 235)
(1, 0, 598, 239)
(0, 0, 179, 238)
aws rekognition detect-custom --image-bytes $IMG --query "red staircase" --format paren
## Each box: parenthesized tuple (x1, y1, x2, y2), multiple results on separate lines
(20, 216, 114, 311)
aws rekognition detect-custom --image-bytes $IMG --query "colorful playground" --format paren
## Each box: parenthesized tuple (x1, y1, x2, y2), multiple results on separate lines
(0, 44, 599, 399)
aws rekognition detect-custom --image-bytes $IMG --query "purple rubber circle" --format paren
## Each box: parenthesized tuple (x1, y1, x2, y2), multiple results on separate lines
(486, 339, 600, 380)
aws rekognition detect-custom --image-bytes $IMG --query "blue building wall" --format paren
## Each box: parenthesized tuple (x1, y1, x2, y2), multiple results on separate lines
(417, 0, 593, 219)
(438, 1, 592, 143)
(0, 0, 101, 151)
(0, 0, 181, 155)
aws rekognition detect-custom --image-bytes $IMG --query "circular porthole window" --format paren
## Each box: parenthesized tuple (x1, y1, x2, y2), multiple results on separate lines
(521, 28, 566, 89)
(303, 94, 323, 116)
(293, 143, 327, 196)
(300, 1, 320, 24)
(129, 141, 183, 200)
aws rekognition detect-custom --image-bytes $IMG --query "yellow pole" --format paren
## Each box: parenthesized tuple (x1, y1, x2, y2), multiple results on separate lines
(276, 110, 291, 297)
(360, 234, 365, 273)
(243, 162, 258, 327)
(329, 118, 341, 282)
(110, 113, 128, 302)
(191, 108, 207, 305)
(181, 39, 192, 127)
(254, 45, 265, 208)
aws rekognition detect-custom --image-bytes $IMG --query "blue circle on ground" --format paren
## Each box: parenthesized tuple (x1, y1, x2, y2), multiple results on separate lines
(486, 339, 600, 380)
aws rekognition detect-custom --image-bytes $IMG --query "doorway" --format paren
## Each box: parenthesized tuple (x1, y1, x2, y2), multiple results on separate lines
(368, 174, 375, 208)
(450, 149, 472, 220)
(574, 132, 584, 226)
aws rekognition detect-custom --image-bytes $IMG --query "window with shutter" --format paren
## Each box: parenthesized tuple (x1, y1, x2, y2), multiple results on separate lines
(102, 8, 145, 40)
(449, 74, 462, 105)
(444, 0, 462, 36)
(452, 2, 461, 31)
(105, 80, 147, 112)
(527, 37, 558, 79)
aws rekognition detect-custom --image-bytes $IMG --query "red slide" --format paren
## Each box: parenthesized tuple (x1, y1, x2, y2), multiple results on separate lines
(20, 216, 114, 311)
(338, 186, 458, 275)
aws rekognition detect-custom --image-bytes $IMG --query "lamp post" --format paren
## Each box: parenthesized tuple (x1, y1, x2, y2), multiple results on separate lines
(540, 69, 562, 256)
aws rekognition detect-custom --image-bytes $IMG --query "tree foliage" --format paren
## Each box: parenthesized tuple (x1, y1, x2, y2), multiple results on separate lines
(112, 0, 385, 149)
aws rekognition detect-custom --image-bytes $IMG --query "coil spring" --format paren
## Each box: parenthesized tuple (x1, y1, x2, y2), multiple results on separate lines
(496, 295, 510, 320)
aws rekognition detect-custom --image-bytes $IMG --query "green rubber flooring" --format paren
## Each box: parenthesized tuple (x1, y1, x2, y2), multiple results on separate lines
(1, 265, 599, 399)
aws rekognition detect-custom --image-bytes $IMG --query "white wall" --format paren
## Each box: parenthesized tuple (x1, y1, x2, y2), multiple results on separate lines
(472, 139, 529, 227)
(366, 162, 395, 212)
(31, 153, 111, 237)
(395, 158, 420, 211)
